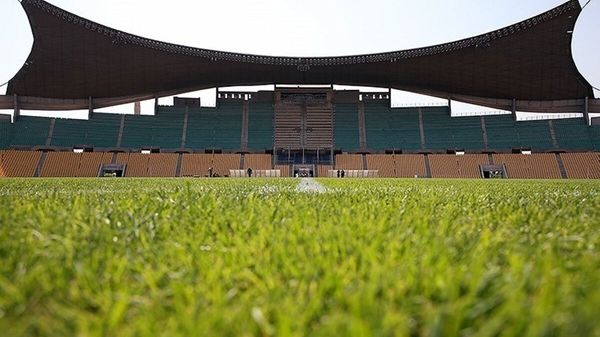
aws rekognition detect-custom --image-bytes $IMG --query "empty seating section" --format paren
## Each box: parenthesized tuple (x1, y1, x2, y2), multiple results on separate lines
(485, 115, 553, 150)
(248, 102, 274, 150)
(364, 102, 420, 150)
(334, 104, 359, 151)
(318, 165, 333, 177)
(213, 154, 241, 177)
(0, 151, 42, 177)
(122, 110, 184, 149)
(493, 154, 561, 179)
(0, 151, 4, 177)
(423, 108, 484, 150)
(305, 105, 333, 149)
(244, 154, 272, 170)
(275, 165, 291, 177)
(52, 114, 121, 148)
(395, 155, 427, 178)
(181, 154, 214, 177)
(590, 126, 600, 151)
(115, 153, 179, 177)
(515, 121, 554, 150)
(335, 154, 363, 170)
(186, 102, 243, 150)
(78, 152, 113, 177)
(560, 153, 600, 179)
(553, 118, 593, 150)
(0, 120, 13, 149)
(41, 152, 80, 177)
(274, 103, 302, 149)
(366, 155, 395, 177)
(485, 115, 520, 150)
(11, 116, 50, 147)
(429, 154, 488, 178)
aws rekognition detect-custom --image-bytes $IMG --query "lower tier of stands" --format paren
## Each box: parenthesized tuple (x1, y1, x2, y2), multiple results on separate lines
(2, 151, 599, 179)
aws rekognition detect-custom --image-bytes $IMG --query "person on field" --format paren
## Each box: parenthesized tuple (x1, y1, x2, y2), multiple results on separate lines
(337, 170, 340, 178)
(341, 170, 345, 178)
(208, 167, 213, 178)
(247, 167, 253, 178)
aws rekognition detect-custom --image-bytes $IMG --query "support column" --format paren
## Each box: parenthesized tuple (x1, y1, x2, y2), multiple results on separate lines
(448, 96, 452, 115)
(424, 154, 432, 178)
(116, 115, 125, 148)
(180, 106, 189, 150)
(154, 98, 159, 115)
(548, 120, 559, 149)
(418, 107, 426, 151)
(241, 100, 249, 151)
(13, 94, 20, 122)
(481, 116, 489, 150)
(88, 96, 94, 119)
(358, 101, 367, 150)
(46, 118, 56, 147)
(511, 99, 517, 121)
(134, 101, 141, 115)
(584, 97, 590, 126)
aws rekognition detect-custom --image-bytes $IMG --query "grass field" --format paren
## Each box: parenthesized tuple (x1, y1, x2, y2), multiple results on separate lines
(0, 178, 599, 337)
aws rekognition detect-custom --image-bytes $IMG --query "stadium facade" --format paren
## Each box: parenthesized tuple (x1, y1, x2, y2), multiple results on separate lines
(1, 0, 600, 179)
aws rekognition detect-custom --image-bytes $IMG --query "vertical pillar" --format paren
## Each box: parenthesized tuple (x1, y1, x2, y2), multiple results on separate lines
(481, 116, 489, 150)
(548, 120, 559, 149)
(154, 97, 159, 115)
(13, 94, 20, 122)
(88, 96, 94, 119)
(358, 101, 367, 150)
(180, 106, 189, 150)
(448, 95, 452, 115)
(583, 97, 590, 126)
(240, 100, 249, 151)
(511, 98, 517, 121)
(418, 107, 426, 151)
(134, 101, 141, 115)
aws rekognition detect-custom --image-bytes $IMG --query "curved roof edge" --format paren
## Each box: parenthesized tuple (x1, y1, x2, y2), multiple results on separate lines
(4, 0, 595, 108)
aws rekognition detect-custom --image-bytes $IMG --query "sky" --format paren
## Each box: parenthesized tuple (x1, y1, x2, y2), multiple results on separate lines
(0, 0, 598, 119)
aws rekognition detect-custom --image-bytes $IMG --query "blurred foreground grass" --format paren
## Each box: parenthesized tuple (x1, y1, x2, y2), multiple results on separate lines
(0, 178, 599, 337)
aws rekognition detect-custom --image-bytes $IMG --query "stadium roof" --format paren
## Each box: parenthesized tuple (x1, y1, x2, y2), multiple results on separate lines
(1, 0, 598, 112)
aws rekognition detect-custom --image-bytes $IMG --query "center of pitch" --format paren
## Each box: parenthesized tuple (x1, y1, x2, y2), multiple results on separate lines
(296, 178, 327, 193)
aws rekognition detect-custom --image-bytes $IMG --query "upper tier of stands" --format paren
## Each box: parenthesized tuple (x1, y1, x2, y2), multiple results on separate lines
(364, 101, 421, 151)
(186, 102, 243, 150)
(1, 99, 598, 153)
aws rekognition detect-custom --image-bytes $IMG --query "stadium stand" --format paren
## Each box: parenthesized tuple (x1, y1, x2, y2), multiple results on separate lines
(213, 154, 241, 177)
(333, 103, 360, 151)
(0, 151, 42, 177)
(305, 105, 334, 149)
(590, 125, 600, 151)
(0, 118, 13, 149)
(40, 152, 80, 177)
(553, 118, 593, 150)
(364, 102, 421, 151)
(244, 154, 272, 170)
(52, 114, 122, 148)
(275, 165, 291, 177)
(395, 155, 427, 178)
(186, 102, 243, 150)
(515, 121, 554, 151)
(78, 152, 113, 177)
(366, 155, 396, 177)
(423, 108, 484, 150)
(121, 110, 185, 149)
(11, 116, 50, 147)
(429, 154, 489, 178)
(484, 115, 520, 150)
(493, 153, 561, 179)
(335, 154, 363, 170)
(317, 165, 333, 178)
(147, 154, 179, 177)
(560, 153, 600, 179)
(248, 102, 274, 150)
(181, 153, 214, 177)
(0, 150, 5, 177)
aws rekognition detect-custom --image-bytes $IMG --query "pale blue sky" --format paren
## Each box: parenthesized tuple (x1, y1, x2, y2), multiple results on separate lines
(0, 0, 598, 117)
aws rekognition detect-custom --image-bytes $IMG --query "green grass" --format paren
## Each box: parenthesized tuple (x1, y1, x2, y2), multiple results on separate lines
(0, 178, 599, 337)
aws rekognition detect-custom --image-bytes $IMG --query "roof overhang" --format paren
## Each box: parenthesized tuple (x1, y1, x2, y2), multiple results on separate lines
(2, 0, 596, 111)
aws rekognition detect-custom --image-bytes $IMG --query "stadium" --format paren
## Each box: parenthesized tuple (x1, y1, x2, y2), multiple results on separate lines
(0, 0, 599, 336)
(0, 0, 599, 179)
